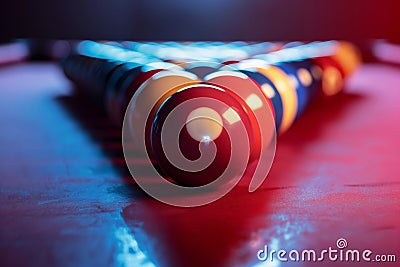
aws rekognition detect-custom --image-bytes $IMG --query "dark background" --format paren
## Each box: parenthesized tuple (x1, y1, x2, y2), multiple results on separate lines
(1, 0, 400, 42)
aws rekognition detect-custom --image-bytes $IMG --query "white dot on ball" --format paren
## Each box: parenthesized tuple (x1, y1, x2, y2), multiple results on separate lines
(289, 75, 299, 89)
(245, 94, 263, 111)
(186, 107, 223, 142)
(297, 68, 312, 87)
(261, 83, 276, 98)
(222, 107, 241, 125)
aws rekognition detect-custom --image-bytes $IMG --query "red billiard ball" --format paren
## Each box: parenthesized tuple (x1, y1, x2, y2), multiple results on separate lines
(311, 56, 345, 96)
(149, 83, 255, 187)
(204, 70, 276, 162)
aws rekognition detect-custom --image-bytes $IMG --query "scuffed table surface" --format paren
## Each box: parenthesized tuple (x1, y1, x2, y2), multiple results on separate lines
(0, 63, 399, 267)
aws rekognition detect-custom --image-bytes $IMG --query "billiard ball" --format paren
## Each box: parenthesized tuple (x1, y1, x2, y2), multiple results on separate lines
(150, 83, 254, 187)
(94, 60, 127, 102)
(116, 61, 183, 124)
(235, 59, 298, 133)
(86, 58, 111, 92)
(329, 41, 361, 78)
(104, 62, 143, 123)
(63, 55, 103, 95)
(204, 69, 276, 162)
(61, 54, 79, 83)
(238, 69, 284, 131)
(72, 56, 93, 85)
(274, 61, 312, 118)
(288, 59, 322, 100)
(311, 56, 345, 96)
(124, 70, 199, 151)
(256, 66, 298, 133)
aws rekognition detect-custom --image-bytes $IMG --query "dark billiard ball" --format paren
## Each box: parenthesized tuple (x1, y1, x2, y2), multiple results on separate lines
(234, 59, 298, 133)
(255, 65, 297, 133)
(274, 62, 312, 118)
(82, 58, 111, 97)
(104, 62, 143, 123)
(150, 83, 255, 187)
(238, 69, 284, 131)
(61, 54, 79, 82)
(72, 56, 91, 85)
(288, 59, 322, 100)
(95, 60, 126, 99)
(62, 55, 107, 99)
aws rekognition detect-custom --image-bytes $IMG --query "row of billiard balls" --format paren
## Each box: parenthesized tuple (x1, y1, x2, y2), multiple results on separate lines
(62, 41, 361, 186)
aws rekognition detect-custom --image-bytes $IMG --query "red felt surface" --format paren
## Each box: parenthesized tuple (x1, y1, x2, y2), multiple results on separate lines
(0, 62, 399, 267)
